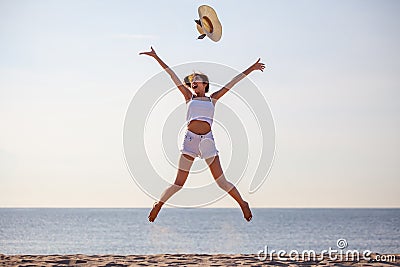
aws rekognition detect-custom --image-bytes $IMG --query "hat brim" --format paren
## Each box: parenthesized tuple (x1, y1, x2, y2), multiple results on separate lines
(197, 5, 222, 42)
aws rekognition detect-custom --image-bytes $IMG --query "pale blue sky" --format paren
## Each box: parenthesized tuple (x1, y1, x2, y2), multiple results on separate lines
(1, 0, 399, 207)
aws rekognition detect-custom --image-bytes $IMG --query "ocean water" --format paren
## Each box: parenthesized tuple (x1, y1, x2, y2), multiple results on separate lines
(0, 208, 398, 255)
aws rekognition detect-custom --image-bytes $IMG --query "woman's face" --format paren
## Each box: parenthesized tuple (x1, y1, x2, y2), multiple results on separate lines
(191, 75, 207, 95)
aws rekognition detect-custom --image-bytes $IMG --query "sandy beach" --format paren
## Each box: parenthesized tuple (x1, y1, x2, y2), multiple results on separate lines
(1, 253, 398, 266)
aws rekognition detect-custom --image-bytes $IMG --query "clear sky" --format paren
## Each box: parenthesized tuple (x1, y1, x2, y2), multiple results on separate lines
(1, 0, 399, 208)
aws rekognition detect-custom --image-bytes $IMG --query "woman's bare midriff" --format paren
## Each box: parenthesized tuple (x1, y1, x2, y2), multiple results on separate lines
(187, 120, 211, 135)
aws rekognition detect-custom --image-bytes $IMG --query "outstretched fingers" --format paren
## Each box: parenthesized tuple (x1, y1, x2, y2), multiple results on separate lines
(259, 62, 266, 72)
(139, 46, 157, 57)
(253, 58, 266, 72)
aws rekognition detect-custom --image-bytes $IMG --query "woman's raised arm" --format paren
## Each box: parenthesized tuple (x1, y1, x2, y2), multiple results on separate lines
(139, 47, 192, 101)
(211, 58, 265, 101)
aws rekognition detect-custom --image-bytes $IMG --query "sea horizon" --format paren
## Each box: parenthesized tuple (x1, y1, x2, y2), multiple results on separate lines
(1, 208, 399, 255)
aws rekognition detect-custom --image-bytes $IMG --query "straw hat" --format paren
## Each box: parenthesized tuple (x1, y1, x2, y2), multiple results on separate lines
(195, 5, 222, 42)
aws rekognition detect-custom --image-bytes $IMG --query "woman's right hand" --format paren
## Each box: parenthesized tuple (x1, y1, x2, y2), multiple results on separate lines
(139, 46, 158, 58)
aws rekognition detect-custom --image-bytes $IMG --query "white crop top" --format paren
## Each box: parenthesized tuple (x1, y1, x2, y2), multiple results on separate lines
(186, 96, 215, 126)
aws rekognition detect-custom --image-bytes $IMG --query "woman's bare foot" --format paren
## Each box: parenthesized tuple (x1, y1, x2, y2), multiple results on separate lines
(240, 201, 252, 222)
(148, 202, 163, 222)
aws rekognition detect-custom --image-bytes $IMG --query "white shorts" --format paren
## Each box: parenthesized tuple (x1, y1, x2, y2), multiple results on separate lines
(180, 130, 219, 159)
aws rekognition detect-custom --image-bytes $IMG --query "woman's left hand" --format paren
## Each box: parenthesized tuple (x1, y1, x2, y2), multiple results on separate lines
(251, 58, 266, 72)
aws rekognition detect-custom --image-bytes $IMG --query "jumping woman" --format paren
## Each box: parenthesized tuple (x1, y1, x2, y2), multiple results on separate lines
(139, 47, 265, 222)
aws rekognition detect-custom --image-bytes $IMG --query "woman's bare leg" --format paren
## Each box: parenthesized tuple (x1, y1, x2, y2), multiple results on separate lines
(148, 154, 194, 222)
(206, 155, 252, 221)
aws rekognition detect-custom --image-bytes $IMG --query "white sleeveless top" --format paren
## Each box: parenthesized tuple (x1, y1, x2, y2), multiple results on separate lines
(186, 96, 215, 126)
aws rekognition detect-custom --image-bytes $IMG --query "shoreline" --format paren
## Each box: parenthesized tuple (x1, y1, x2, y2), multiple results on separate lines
(1, 253, 399, 266)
